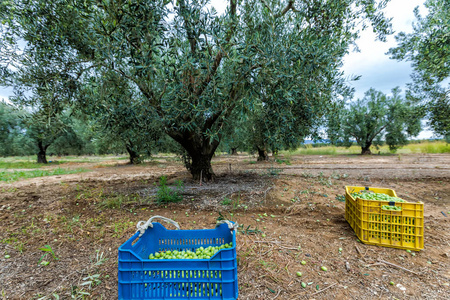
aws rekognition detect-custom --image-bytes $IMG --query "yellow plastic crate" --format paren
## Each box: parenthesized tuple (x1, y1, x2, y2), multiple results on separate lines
(345, 186, 424, 251)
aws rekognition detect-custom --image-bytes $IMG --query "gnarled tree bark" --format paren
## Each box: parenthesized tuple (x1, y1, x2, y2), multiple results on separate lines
(37, 141, 49, 164)
(257, 146, 269, 161)
(125, 141, 141, 164)
(361, 144, 372, 155)
(167, 130, 220, 181)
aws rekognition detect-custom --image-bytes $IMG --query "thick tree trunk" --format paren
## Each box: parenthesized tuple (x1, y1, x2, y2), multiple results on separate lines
(37, 151, 47, 164)
(361, 144, 372, 155)
(257, 146, 269, 161)
(190, 153, 215, 181)
(231, 147, 238, 155)
(167, 130, 220, 181)
(125, 144, 141, 164)
(37, 141, 48, 164)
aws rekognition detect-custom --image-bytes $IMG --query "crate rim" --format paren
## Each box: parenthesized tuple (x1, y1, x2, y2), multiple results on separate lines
(119, 222, 237, 263)
(345, 185, 424, 205)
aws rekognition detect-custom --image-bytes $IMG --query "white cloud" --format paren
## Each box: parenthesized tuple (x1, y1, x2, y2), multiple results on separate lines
(342, 0, 426, 99)
(0, 87, 12, 104)
(209, 2, 227, 14)
(416, 130, 434, 139)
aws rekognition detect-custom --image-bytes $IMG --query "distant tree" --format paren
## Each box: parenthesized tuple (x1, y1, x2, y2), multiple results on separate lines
(64, 116, 97, 155)
(0, 101, 19, 156)
(48, 125, 86, 156)
(388, 0, 449, 141)
(79, 70, 163, 164)
(0, 0, 91, 162)
(219, 111, 251, 156)
(327, 88, 421, 154)
(23, 107, 74, 163)
(0, 101, 33, 156)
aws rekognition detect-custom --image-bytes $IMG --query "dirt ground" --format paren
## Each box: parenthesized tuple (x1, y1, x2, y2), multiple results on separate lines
(0, 153, 449, 299)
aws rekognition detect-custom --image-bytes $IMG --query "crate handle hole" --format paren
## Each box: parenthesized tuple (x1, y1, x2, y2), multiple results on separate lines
(131, 236, 140, 246)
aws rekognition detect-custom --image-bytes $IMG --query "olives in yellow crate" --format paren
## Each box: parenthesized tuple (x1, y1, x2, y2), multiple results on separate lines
(351, 192, 405, 202)
(382, 205, 402, 211)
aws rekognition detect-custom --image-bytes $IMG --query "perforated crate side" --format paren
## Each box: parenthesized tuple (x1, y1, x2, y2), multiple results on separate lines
(345, 186, 399, 229)
(118, 223, 238, 300)
(344, 186, 424, 251)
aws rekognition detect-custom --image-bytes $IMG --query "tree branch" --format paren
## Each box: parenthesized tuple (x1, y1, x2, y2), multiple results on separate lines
(260, 0, 273, 15)
(369, 124, 388, 143)
(75, 64, 99, 80)
(116, 68, 161, 114)
(179, 0, 198, 54)
(203, 110, 224, 132)
(195, 0, 238, 97)
(125, 35, 141, 52)
(275, 0, 298, 18)
(202, 62, 259, 131)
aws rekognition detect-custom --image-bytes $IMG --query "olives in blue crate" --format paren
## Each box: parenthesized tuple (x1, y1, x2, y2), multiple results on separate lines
(148, 242, 233, 260)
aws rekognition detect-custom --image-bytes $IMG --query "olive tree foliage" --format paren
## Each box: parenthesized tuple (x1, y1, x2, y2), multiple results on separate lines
(79, 0, 252, 180)
(388, 0, 450, 141)
(0, 0, 90, 163)
(241, 0, 371, 160)
(218, 111, 251, 155)
(327, 87, 421, 154)
(25, 109, 77, 162)
(0, 101, 34, 156)
(79, 70, 164, 164)
(2, 0, 393, 179)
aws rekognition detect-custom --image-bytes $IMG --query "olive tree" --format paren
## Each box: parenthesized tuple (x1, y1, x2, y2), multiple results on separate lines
(82, 0, 393, 179)
(327, 87, 421, 154)
(388, 0, 449, 141)
(219, 112, 251, 155)
(0, 0, 87, 163)
(2, 0, 393, 179)
(79, 70, 163, 164)
(0, 101, 33, 156)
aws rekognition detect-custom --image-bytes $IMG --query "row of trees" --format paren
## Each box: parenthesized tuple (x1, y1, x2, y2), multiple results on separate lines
(0, 100, 164, 161)
(0, 0, 448, 180)
(0, 84, 427, 160)
(327, 87, 422, 155)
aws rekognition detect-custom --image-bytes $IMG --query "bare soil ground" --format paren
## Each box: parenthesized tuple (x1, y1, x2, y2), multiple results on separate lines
(0, 153, 449, 299)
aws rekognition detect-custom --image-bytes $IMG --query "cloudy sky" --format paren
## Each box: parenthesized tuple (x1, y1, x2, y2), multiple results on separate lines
(1, 0, 433, 138)
(207, 0, 425, 99)
(340, 0, 432, 138)
(342, 0, 424, 99)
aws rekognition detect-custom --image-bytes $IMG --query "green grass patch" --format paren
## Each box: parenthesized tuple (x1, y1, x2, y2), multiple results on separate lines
(0, 161, 64, 169)
(0, 155, 129, 165)
(0, 168, 88, 182)
(116, 156, 130, 160)
(283, 145, 360, 156)
(282, 140, 449, 155)
(402, 141, 450, 154)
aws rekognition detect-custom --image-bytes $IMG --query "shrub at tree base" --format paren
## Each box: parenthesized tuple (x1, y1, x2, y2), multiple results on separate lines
(155, 176, 184, 204)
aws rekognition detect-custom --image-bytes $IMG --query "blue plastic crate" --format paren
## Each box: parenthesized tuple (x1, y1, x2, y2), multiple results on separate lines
(118, 219, 238, 300)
